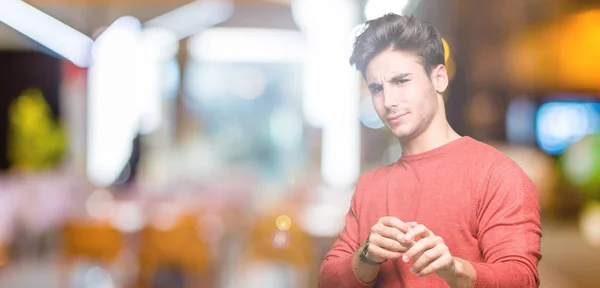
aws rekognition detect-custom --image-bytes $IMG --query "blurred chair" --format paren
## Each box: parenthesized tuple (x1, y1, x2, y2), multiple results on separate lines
(0, 242, 6, 268)
(59, 220, 124, 286)
(61, 221, 123, 262)
(137, 213, 213, 288)
(236, 212, 316, 288)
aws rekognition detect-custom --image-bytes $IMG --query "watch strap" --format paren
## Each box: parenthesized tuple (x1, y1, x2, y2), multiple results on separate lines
(359, 236, 387, 265)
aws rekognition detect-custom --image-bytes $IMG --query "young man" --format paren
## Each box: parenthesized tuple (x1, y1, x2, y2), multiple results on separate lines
(318, 14, 542, 287)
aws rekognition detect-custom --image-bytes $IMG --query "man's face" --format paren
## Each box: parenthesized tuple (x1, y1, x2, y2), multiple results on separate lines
(365, 49, 441, 140)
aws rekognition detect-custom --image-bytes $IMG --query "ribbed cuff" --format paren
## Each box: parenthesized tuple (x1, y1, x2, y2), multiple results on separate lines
(471, 262, 498, 288)
(342, 255, 377, 287)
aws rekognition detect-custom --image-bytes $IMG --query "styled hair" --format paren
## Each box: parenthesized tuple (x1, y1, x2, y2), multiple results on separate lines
(349, 14, 445, 77)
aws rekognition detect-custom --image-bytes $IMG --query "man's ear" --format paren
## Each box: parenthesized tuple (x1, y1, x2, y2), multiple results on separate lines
(431, 64, 448, 94)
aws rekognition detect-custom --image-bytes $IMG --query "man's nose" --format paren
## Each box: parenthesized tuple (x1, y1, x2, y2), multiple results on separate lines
(383, 88, 398, 109)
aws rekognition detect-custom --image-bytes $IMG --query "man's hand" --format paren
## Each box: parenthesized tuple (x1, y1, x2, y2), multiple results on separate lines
(401, 223, 476, 287)
(365, 217, 416, 263)
(401, 223, 454, 278)
(352, 217, 417, 284)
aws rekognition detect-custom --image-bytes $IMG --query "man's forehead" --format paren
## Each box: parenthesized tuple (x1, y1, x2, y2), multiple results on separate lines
(365, 50, 423, 80)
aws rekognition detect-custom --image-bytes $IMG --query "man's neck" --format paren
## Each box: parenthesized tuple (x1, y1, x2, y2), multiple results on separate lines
(400, 121, 460, 156)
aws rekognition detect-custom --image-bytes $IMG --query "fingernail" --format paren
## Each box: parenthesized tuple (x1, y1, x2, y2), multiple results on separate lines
(416, 273, 422, 277)
(409, 267, 415, 273)
(404, 235, 411, 241)
(402, 255, 409, 262)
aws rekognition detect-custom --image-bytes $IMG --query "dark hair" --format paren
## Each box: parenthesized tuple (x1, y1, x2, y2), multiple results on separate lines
(349, 14, 445, 77)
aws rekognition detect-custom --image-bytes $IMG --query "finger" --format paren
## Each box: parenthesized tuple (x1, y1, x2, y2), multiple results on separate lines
(373, 226, 414, 249)
(407, 222, 418, 228)
(379, 217, 411, 233)
(373, 223, 413, 248)
(372, 225, 404, 241)
(402, 235, 439, 263)
(411, 244, 446, 274)
(415, 253, 453, 277)
(368, 242, 404, 260)
(396, 232, 416, 248)
(370, 234, 410, 253)
(404, 224, 433, 242)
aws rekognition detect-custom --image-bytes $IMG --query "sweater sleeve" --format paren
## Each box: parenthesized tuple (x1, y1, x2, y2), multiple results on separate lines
(318, 173, 375, 288)
(472, 161, 542, 288)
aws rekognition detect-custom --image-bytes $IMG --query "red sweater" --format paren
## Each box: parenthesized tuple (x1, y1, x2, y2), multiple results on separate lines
(319, 137, 542, 287)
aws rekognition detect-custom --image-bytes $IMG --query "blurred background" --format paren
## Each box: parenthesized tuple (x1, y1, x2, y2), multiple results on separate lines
(0, 0, 599, 287)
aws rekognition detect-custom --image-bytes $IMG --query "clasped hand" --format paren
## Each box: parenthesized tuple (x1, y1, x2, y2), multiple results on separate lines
(366, 217, 455, 278)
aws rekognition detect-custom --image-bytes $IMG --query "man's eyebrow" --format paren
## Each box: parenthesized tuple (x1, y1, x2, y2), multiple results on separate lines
(388, 73, 411, 82)
(367, 73, 411, 89)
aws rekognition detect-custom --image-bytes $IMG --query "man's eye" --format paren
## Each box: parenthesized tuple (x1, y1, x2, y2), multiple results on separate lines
(397, 79, 409, 84)
(370, 87, 383, 94)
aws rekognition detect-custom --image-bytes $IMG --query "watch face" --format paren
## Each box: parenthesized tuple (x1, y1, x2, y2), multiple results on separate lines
(360, 237, 370, 257)
(359, 243, 374, 263)
(359, 238, 384, 265)
(360, 244, 368, 257)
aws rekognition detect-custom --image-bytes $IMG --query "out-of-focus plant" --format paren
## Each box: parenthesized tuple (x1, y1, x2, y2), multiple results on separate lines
(7, 88, 66, 171)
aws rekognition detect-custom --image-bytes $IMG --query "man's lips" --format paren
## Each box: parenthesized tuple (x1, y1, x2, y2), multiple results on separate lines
(387, 112, 408, 122)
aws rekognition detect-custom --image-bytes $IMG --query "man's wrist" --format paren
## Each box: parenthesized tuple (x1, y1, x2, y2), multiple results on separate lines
(440, 257, 475, 288)
(359, 236, 386, 265)
(352, 246, 381, 284)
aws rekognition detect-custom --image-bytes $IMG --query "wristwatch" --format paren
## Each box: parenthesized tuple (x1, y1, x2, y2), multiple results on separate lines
(359, 236, 387, 265)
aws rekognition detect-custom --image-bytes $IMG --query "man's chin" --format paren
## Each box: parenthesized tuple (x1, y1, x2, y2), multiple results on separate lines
(395, 131, 422, 141)
(389, 126, 413, 139)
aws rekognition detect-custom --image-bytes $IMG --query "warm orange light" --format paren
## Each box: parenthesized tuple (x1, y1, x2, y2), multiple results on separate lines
(441, 37, 456, 82)
(276, 214, 292, 231)
(554, 10, 600, 91)
(507, 9, 600, 92)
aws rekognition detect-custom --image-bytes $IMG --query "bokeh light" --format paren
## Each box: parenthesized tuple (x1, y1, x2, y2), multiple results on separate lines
(561, 134, 600, 196)
(580, 202, 600, 248)
(84, 266, 114, 288)
(468, 92, 501, 127)
(441, 37, 456, 81)
(149, 203, 180, 231)
(270, 230, 290, 249)
(109, 201, 144, 233)
(275, 215, 292, 231)
(360, 96, 385, 129)
(85, 189, 115, 220)
(506, 98, 538, 145)
(536, 101, 600, 155)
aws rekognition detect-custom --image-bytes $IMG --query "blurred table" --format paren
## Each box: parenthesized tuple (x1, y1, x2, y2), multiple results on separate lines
(539, 220, 600, 288)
